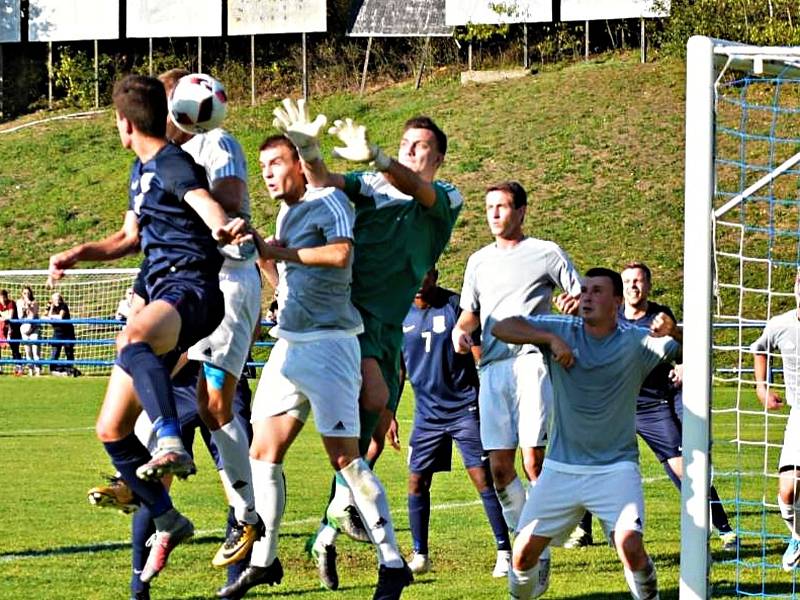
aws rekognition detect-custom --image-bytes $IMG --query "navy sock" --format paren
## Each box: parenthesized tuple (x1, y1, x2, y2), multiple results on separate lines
(662, 461, 682, 489)
(131, 504, 154, 594)
(116, 342, 180, 439)
(103, 434, 172, 517)
(710, 485, 733, 533)
(480, 488, 511, 552)
(579, 510, 593, 533)
(225, 505, 250, 584)
(408, 491, 430, 554)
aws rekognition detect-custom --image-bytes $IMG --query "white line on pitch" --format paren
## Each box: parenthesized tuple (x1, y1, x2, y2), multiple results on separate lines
(0, 426, 94, 436)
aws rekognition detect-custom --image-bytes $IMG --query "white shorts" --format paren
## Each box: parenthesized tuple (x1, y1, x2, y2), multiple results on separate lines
(187, 262, 261, 377)
(478, 353, 551, 450)
(251, 336, 361, 438)
(517, 462, 645, 540)
(779, 407, 800, 471)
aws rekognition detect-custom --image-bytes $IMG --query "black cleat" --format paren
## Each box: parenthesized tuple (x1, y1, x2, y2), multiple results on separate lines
(373, 562, 413, 600)
(216, 558, 284, 599)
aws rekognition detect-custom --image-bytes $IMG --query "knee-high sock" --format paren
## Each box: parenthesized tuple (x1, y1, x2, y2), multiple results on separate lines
(103, 434, 172, 517)
(624, 558, 659, 600)
(480, 488, 511, 552)
(408, 491, 431, 554)
(131, 504, 154, 595)
(211, 420, 256, 523)
(339, 458, 403, 568)
(779, 495, 800, 539)
(496, 476, 525, 532)
(662, 460, 682, 489)
(249, 460, 284, 567)
(116, 342, 180, 440)
(709, 486, 732, 534)
(509, 564, 537, 600)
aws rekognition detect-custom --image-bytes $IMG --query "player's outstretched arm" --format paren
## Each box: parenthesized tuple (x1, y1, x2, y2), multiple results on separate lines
(251, 229, 279, 289)
(753, 352, 784, 410)
(452, 309, 480, 354)
(650, 311, 683, 343)
(493, 317, 574, 368)
(328, 117, 437, 208)
(183, 188, 248, 245)
(48, 211, 140, 285)
(258, 237, 352, 269)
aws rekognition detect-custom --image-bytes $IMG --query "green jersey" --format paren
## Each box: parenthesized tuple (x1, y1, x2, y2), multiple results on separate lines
(343, 171, 463, 325)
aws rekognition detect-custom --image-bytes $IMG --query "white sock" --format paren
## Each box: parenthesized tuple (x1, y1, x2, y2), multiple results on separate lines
(315, 522, 339, 548)
(339, 458, 403, 568)
(624, 558, 659, 600)
(328, 476, 356, 514)
(496, 477, 526, 532)
(211, 420, 257, 523)
(509, 565, 537, 600)
(249, 460, 284, 568)
(778, 495, 800, 539)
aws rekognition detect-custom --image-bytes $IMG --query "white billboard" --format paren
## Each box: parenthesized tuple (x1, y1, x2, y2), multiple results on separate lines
(228, 0, 326, 35)
(127, 0, 221, 38)
(0, 0, 20, 42)
(445, 0, 552, 26)
(561, 0, 670, 21)
(28, 0, 119, 41)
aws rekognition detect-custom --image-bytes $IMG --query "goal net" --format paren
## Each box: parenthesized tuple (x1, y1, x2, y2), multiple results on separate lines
(683, 37, 800, 599)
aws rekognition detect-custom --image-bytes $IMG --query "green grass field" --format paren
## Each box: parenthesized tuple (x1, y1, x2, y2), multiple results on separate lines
(0, 376, 795, 599)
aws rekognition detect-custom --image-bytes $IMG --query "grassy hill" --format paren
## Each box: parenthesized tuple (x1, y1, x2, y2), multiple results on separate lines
(0, 52, 688, 313)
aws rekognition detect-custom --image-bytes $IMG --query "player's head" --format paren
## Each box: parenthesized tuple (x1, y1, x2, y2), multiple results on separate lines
(112, 74, 168, 145)
(258, 134, 305, 204)
(415, 267, 439, 306)
(485, 181, 527, 240)
(398, 116, 446, 182)
(0, 289, 8, 302)
(621, 261, 652, 310)
(580, 267, 623, 326)
(159, 68, 192, 145)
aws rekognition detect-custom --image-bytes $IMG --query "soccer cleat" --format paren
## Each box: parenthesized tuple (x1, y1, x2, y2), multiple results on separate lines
(140, 514, 194, 583)
(216, 558, 284, 599)
(492, 549, 511, 578)
(532, 548, 551, 599)
(310, 542, 339, 590)
(783, 538, 800, 572)
(327, 503, 371, 543)
(131, 588, 150, 600)
(720, 531, 738, 552)
(562, 525, 592, 548)
(135, 446, 197, 481)
(212, 516, 265, 567)
(372, 562, 413, 600)
(87, 475, 139, 514)
(407, 552, 431, 575)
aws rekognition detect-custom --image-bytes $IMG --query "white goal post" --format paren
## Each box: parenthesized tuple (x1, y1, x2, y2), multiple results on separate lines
(682, 36, 800, 600)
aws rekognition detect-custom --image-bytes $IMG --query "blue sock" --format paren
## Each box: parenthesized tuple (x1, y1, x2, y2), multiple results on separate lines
(225, 505, 250, 584)
(408, 491, 430, 554)
(480, 488, 511, 552)
(710, 485, 733, 533)
(131, 504, 154, 595)
(662, 461, 682, 489)
(116, 342, 180, 439)
(103, 434, 172, 517)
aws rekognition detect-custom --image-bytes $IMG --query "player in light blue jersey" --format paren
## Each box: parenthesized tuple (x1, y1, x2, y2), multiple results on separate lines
(751, 270, 800, 571)
(493, 268, 680, 600)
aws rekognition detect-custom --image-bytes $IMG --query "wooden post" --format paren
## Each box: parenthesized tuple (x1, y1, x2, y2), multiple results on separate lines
(198, 37, 202, 72)
(250, 35, 255, 107)
(415, 36, 430, 90)
(640, 18, 646, 63)
(148, 38, 153, 76)
(584, 20, 589, 61)
(360, 36, 372, 97)
(302, 32, 308, 101)
(523, 23, 528, 69)
(468, 41, 473, 71)
(94, 39, 99, 108)
(47, 41, 52, 109)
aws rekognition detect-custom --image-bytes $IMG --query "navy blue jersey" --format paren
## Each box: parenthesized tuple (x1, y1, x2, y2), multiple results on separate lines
(618, 301, 678, 402)
(402, 288, 479, 422)
(127, 143, 222, 288)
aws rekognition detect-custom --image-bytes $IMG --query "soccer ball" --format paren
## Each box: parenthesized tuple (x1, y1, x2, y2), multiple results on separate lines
(168, 73, 228, 134)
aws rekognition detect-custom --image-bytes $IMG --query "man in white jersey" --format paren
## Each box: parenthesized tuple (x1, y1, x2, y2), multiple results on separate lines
(160, 69, 264, 568)
(451, 181, 580, 567)
(217, 135, 411, 600)
(493, 267, 680, 600)
(751, 270, 800, 572)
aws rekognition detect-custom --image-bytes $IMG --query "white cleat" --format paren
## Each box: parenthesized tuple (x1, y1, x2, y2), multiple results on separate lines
(408, 552, 431, 575)
(532, 547, 551, 599)
(493, 550, 511, 578)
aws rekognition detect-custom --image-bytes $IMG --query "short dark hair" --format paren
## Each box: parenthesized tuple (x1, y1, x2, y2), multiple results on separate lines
(158, 68, 191, 95)
(621, 261, 652, 284)
(0, 289, 7, 298)
(112, 74, 168, 138)
(585, 267, 623, 298)
(404, 116, 447, 155)
(259, 134, 299, 161)
(486, 181, 527, 209)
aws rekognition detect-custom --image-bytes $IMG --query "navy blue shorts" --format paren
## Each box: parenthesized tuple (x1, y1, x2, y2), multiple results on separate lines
(408, 405, 487, 474)
(148, 270, 224, 353)
(173, 361, 253, 470)
(635, 392, 684, 463)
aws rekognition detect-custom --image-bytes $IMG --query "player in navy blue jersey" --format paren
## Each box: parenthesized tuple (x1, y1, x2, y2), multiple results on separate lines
(48, 74, 247, 588)
(401, 268, 511, 577)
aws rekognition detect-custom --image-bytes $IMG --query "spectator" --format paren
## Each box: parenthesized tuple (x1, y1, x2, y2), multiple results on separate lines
(115, 287, 135, 322)
(0, 289, 23, 374)
(18, 286, 40, 376)
(47, 292, 80, 377)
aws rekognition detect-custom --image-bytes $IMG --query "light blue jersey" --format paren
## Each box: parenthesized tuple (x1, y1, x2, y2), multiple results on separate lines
(526, 315, 680, 471)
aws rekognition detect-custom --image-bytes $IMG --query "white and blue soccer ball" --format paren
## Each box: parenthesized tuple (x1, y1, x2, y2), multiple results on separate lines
(169, 73, 228, 135)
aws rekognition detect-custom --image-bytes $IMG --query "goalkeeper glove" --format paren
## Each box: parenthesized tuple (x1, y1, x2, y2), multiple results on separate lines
(328, 118, 392, 171)
(272, 98, 327, 162)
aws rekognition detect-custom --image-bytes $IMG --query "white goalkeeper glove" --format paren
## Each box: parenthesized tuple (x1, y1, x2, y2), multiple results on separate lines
(328, 118, 392, 171)
(272, 98, 327, 163)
